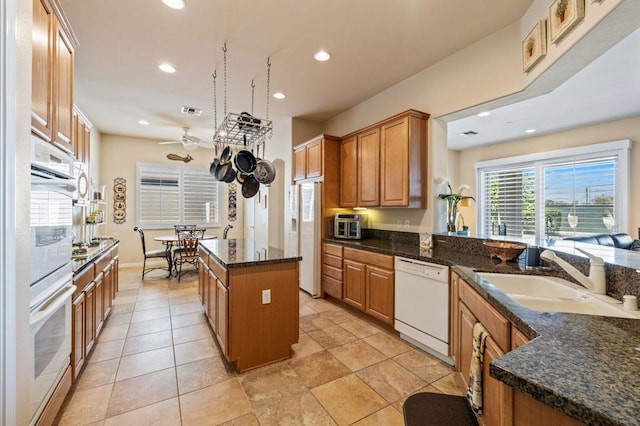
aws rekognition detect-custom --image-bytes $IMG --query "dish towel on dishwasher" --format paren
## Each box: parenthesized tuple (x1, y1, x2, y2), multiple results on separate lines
(467, 322, 490, 414)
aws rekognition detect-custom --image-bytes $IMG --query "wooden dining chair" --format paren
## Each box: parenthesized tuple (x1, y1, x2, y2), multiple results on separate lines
(173, 230, 200, 281)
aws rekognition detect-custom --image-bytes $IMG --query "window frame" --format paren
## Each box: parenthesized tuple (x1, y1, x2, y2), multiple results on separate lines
(136, 162, 222, 230)
(474, 139, 631, 240)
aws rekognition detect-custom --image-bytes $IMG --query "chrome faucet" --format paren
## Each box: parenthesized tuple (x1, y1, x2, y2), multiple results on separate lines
(223, 224, 233, 239)
(540, 248, 606, 294)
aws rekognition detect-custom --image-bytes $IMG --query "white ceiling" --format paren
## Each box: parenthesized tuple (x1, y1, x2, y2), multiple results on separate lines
(60, 0, 533, 145)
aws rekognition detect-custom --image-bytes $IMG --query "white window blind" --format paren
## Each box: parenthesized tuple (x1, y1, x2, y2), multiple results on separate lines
(137, 163, 220, 229)
(476, 140, 630, 240)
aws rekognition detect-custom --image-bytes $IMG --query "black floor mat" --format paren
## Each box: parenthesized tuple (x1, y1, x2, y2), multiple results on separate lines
(403, 392, 479, 426)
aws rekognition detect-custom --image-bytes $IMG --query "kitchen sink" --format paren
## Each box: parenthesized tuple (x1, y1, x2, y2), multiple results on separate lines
(476, 273, 639, 319)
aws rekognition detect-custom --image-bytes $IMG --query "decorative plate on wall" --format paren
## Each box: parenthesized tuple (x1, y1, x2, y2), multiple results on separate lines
(113, 177, 127, 224)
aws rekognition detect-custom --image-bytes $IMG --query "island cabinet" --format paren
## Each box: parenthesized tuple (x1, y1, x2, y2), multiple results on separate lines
(292, 134, 340, 182)
(339, 109, 429, 208)
(32, 0, 77, 154)
(450, 270, 582, 426)
(342, 247, 394, 325)
(321, 242, 343, 299)
(198, 239, 301, 372)
(71, 243, 120, 382)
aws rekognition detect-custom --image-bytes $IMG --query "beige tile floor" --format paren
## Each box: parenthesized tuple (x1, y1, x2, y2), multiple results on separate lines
(57, 266, 465, 425)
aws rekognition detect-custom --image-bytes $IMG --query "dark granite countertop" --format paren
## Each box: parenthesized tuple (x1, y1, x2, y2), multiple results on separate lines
(199, 238, 301, 269)
(72, 238, 119, 274)
(325, 236, 640, 426)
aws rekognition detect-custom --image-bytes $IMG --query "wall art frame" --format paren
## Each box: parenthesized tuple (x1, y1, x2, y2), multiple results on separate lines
(549, 0, 585, 44)
(522, 19, 547, 72)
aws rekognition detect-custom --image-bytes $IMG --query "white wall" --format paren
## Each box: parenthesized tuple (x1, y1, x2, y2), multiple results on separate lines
(99, 134, 244, 265)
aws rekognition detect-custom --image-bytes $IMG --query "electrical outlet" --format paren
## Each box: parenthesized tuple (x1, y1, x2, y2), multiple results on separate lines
(262, 289, 271, 304)
(404, 220, 410, 229)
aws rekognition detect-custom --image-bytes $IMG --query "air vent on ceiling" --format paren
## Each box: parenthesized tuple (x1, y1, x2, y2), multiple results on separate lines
(181, 106, 203, 116)
(462, 130, 478, 136)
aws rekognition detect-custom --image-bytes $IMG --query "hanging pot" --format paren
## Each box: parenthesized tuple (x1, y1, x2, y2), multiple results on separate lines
(209, 157, 220, 177)
(236, 170, 251, 184)
(241, 174, 260, 198)
(235, 149, 257, 174)
(219, 143, 232, 165)
(254, 143, 276, 185)
(222, 166, 237, 183)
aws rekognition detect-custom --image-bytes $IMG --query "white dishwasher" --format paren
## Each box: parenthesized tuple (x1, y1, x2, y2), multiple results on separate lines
(394, 257, 451, 364)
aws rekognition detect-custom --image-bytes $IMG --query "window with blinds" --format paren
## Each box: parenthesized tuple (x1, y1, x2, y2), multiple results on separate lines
(137, 163, 220, 229)
(476, 140, 630, 241)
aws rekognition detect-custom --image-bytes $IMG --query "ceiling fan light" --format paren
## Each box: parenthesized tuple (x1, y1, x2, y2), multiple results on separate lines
(314, 50, 331, 62)
(162, 0, 185, 10)
(159, 63, 176, 73)
(183, 143, 198, 151)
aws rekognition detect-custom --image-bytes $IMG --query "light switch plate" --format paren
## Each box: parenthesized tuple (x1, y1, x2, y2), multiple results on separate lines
(262, 289, 271, 304)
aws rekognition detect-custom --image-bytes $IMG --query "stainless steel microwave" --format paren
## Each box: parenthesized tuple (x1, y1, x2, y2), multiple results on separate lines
(334, 214, 367, 239)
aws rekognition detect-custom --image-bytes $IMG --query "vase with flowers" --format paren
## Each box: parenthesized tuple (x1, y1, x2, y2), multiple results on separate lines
(439, 180, 475, 233)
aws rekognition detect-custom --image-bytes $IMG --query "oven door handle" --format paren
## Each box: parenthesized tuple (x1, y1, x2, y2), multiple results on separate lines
(30, 284, 76, 326)
(31, 175, 77, 193)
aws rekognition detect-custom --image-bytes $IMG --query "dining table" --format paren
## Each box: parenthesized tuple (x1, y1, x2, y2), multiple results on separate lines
(153, 234, 217, 278)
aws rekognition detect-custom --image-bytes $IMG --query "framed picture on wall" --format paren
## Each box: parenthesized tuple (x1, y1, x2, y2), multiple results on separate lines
(522, 19, 547, 72)
(549, 0, 585, 44)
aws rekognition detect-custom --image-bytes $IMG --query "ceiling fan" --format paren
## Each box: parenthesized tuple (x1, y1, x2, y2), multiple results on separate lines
(158, 127, 214, 151)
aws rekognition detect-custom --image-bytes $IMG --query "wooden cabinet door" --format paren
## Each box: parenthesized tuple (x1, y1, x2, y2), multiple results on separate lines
(103, 264, 112, 319)
(52, 18, 74, 153)
(84, 281, 96, 355)
(481, 336, 512, 426)
(449, 271, 460, 367)
(198, 258, 207, 306)
(293, 146, 307, 181)
(380, 117, 409, 206)
(82, 124, 91, 168)
(340, 136, 358, 207)
(32, 0, 54, 142)
(357, 128, 380, 206)
(94, 273, 104, 337)
(210, 270, 218, 330)
(511, 328, 529, 351)
(458, 301, 477, 387)
(71, 293, 85, 381)
(365, 266, 394, 325)
(306, 139, 322, 179)
(343, 259, 366, 311)
(216, 280, 228, 356)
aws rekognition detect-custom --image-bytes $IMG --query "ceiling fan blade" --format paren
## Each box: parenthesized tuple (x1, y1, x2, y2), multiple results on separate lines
(197, 142, 215, 149)
(158, 141, 181, 145)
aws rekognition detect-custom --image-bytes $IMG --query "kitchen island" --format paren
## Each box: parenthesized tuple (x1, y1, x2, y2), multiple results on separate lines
(197, 238, 301, 372)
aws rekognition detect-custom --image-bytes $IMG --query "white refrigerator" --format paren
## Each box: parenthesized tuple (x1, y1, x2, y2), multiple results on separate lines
(297, 182, 321, 297)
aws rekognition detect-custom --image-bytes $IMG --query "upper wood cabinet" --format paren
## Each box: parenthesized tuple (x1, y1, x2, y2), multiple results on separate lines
(32, 0, 55, 142)
(73, 108, 91, 166)
(32, 0, 77, 154)
(339, 109, 429, 208)
(292, 135, 340, 182)
(340, 136, 357, 207)
(357, 128, 380, 207)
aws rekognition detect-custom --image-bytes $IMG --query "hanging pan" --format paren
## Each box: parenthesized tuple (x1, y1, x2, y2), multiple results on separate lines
(241, 174, 260, 198)
(254, 143, 276, 186)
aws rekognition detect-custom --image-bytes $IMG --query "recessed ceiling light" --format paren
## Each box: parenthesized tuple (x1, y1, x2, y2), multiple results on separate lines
(138, 120, 150, 125)
(162, 0, 185, 9)
(525, 128, 537, 133)
(477, 111, 491, 117)
(314, 50, 331, 62)
(273, 92, 286, 99)
(158, 63, 176, 73)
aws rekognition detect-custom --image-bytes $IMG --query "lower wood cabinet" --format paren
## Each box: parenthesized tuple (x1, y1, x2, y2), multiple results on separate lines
(342, 247, 394, 325)
(216, 279, 228, 356)
(450, 270, 581, 426)
(321, 243, 344, 299)
(71, 243, 120, 382)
